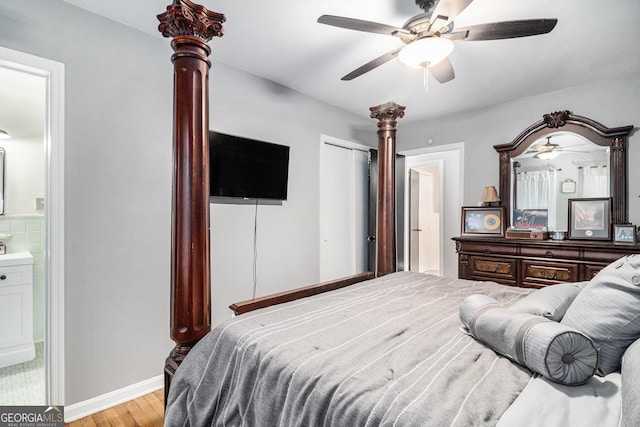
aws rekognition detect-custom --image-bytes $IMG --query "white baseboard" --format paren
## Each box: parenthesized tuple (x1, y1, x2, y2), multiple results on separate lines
(64, 375, 163, 422)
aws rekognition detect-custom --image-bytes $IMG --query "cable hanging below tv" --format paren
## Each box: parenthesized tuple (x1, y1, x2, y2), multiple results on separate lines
(209, 130, 290, 201)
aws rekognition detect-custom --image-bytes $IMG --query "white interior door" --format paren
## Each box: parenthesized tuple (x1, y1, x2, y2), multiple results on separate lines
(409, 165, 441, 275)
(320, 138, 369, 282)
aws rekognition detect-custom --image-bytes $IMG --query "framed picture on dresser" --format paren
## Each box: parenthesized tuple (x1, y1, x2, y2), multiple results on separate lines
(568, 198, 611, 240)
(461, 206, 505, 236)
(614, 224, 636, 244)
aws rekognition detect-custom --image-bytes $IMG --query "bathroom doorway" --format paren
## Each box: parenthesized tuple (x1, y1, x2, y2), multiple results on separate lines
(401, 143, 464, 278)
(408, 163, 442, 275)
(0, 46, 65, 405)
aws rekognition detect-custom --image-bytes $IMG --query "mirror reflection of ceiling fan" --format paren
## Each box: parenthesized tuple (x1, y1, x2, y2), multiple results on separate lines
(317, 0, 557, 83)
(525, 136, 584, 160)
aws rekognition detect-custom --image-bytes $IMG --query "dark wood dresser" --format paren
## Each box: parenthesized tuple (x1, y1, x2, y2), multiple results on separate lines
(453, 236, 640, 288)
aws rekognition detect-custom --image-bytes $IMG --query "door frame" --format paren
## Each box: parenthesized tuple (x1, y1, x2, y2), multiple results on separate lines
(319, 135, 371, 281)
(400, 143, 464, 277)
(408, 161, 443, 274)
(0, 46, 65, 404)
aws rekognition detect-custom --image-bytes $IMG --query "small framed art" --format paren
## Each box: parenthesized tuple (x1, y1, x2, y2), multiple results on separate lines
(512, 209, 548, 229)
(568, 197, 611, 240)
(561, 179, 576, 194)
(461, 206, 504, 236)
(613, 224, 636, 244)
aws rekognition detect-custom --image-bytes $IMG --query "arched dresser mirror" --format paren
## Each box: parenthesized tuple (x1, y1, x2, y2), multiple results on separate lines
(454, 111, 638, 288)
(494, 111, 633, 230)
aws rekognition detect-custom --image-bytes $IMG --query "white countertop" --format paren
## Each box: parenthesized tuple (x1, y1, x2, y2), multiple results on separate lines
(0, 251, 33, 267)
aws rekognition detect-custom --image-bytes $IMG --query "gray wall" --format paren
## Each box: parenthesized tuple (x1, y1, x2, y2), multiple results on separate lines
(208, 63, 374, 325)
(0, 0, 372, 405)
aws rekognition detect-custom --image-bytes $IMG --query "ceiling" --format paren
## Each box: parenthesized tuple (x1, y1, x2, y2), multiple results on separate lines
(60, 0, 639, 123)
(2, 0, 639, 139)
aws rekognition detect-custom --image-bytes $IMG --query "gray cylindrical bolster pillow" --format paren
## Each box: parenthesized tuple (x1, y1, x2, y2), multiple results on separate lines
(459, 295, 598, 386)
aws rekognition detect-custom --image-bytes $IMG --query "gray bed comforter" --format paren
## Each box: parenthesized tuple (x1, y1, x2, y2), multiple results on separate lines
(165, 272, 533, 427)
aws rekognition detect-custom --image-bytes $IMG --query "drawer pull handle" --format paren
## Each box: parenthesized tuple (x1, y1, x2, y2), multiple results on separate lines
(541, 270, 556, 280)
(545, 251, 554, 258)
(0, 275, 6, 280)
(482, 265, 501, 273)
(483, 248, 491, 254)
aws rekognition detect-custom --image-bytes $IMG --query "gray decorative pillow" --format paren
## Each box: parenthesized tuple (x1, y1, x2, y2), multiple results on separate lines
(459, 295, 598, 385)
(621, 338, 640, 427)
(562, 254, 640, 375)
(509, 282, 586, 321)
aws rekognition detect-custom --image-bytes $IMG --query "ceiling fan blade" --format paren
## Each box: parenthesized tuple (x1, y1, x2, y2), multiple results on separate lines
(317, 15, 408, 36)
(429, 0, 475, 30)
(429, 57, 455, 83)
(448, 19, 558, 41)
(341, 48, 403, 81)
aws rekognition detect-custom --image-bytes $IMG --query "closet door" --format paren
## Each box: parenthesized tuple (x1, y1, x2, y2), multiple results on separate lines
(320, 142, 369, 282)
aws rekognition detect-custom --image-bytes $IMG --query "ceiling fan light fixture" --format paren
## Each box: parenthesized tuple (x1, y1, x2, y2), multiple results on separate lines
(0, 129, 11, 140)
(534, 150, 559, 160)
(398, 36, 454, 68)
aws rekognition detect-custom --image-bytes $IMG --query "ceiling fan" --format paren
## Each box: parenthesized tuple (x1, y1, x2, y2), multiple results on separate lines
(317, 0, 558, 83)
(528, 137, 562, 159)
(525, 136, 586, 160)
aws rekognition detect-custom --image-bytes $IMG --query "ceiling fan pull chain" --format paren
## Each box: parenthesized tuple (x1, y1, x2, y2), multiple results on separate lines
(423, 65, 430, 95)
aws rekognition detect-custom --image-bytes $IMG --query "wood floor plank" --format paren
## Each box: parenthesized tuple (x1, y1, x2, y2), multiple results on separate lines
(125, 400, 152, 426)
(143, 391, 164, 418)
(66, 416, 98, 427)
(90, 410, 113, 427)
(101, 408, 124, 427)
(113, 402, 138, 426)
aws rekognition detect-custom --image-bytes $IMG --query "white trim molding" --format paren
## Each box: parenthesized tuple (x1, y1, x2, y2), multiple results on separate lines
(0, 46, 66, 405)
(64, 375, 164, 422)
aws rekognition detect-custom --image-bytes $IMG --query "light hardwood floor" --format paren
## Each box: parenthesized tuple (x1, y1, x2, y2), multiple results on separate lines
(65, 389, 164, 426)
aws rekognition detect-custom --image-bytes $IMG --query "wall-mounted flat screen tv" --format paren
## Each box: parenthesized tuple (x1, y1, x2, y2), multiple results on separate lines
(209, 131, 290, 200)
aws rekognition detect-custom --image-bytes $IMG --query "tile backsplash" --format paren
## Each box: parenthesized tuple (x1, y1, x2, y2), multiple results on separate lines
(0, 214, 45, 342)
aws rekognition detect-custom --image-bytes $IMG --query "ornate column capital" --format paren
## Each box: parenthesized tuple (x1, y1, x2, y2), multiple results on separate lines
(158, 0, 225, 42)
(370, 101, 406, 123)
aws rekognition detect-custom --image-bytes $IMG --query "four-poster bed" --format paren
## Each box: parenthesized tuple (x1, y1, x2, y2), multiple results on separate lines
(157, 0, 407, 391)
(157, 2, 640, 426)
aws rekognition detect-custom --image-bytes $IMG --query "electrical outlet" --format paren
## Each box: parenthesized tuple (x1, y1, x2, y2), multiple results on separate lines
(35, 197, 45, 210)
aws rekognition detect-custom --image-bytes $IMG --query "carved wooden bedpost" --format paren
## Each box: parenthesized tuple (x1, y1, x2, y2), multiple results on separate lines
(370, 102, 405, 277)
(157, 0, 225, 399)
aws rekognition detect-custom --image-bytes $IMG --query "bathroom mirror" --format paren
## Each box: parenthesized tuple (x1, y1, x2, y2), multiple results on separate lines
(0, 147, 4, 215)
(494, 111, 633, 232)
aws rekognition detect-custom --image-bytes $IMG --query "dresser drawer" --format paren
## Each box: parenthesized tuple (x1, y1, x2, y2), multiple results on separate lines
(460, 242, 518, 256)
(584, 264, 607, 280)
(582, 248, 639, 263)
(519, 246, 580, 259)
(521, 260, 579, 285)
(468, 255, 516, 281)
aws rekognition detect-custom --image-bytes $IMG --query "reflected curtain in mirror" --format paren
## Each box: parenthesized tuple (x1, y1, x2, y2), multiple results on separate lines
(516, 169, 557, 230)
(579, 165, 608, 198)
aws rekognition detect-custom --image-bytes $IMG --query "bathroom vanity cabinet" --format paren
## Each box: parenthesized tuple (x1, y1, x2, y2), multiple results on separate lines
(0, 252, 34, 368)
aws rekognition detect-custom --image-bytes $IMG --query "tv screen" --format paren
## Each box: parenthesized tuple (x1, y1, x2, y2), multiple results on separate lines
(209, 131, 290, 200)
